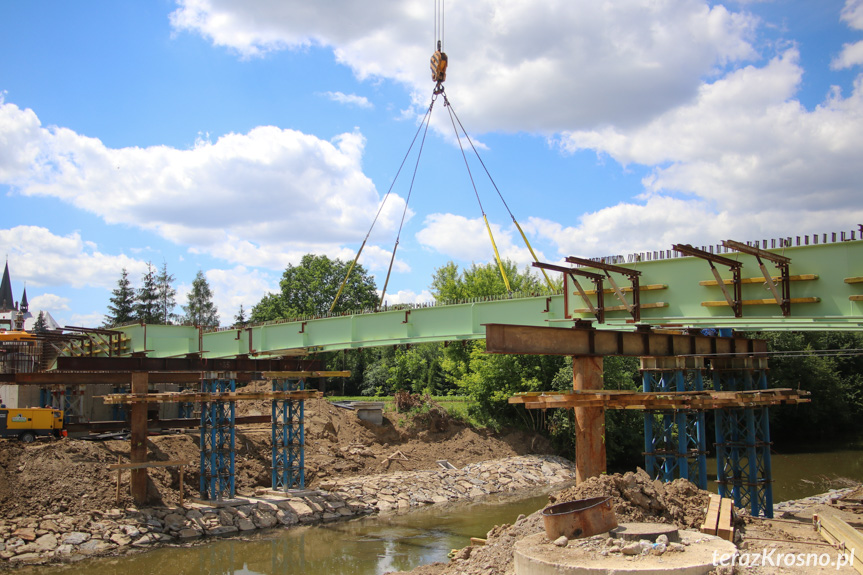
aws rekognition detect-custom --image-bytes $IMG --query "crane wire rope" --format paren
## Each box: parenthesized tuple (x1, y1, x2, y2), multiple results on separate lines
(440, 88, 556, 290)
(378, 94, 438, 308)
(441, 89, 511, 292)
(329, 98, 437, 313)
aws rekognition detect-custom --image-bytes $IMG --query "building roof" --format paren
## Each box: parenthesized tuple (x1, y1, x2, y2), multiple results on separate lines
(0, 262, 14, 312)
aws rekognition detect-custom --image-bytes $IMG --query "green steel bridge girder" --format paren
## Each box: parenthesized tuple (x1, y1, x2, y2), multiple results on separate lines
(114, 240, 863, 359)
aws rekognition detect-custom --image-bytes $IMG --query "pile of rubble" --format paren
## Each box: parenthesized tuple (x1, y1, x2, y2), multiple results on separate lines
(549, 467, 708, 528)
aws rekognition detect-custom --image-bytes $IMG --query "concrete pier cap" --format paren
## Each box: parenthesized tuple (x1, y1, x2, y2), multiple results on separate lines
(514, 528, 737, 575)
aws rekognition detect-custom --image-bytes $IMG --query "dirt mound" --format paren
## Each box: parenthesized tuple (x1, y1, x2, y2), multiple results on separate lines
(548, 467, 708, 528)
(0, 396, 552, 520)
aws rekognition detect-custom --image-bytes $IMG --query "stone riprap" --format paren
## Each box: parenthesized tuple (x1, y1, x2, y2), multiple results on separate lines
(0, 455, 576, 567)
(317, 454, 575, 512)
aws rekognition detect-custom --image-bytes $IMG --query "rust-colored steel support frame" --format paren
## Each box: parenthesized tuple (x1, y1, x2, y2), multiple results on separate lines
(565, 256, 642, 322)
(723, 240, 791, 316)
(533, 262, 605, 323)
(674, 244, 743, 317)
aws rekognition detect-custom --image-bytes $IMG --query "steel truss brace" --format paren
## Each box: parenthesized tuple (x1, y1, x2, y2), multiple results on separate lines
(565, 256, 642, 322)
(723, 240, 791, 316)
(674, 244, 743, 317)
(533, 262, 605, 323)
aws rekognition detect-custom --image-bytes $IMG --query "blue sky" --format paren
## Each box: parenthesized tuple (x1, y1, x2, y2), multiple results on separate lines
(1, 0, 862, 328)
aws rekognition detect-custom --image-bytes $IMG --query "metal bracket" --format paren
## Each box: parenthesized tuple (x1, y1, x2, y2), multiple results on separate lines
(723, 240, 791, 316)
(533, 262, 606, 323)
(674, 244, 743, 318)
(565, 256, 642, 322)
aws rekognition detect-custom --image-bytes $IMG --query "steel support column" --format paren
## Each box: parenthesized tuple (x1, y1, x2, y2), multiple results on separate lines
(271, 377, 306, 491)
(641, 358, 707, 489)
(713, 359, 773, 517)
(200, 372, 236, 501)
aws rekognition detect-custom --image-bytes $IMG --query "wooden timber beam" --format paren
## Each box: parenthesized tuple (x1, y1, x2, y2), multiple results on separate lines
(0, 372, 208, 384)
(55, 356, 322, 372)
(509, 389, 810, 410)
(102, 390, 323, 404)
(130, 372, 148, 505)
(483, 323, 768, 358)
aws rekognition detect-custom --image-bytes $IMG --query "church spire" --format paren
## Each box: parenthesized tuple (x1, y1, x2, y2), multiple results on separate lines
(0, 261, 14, 312)
(20, 285, 29, 314)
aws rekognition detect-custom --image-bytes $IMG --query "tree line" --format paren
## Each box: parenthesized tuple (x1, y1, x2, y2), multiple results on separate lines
(104, 263, 220, 328)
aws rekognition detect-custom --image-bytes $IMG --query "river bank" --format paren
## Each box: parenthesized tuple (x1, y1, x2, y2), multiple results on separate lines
(0, 454, 576, 568)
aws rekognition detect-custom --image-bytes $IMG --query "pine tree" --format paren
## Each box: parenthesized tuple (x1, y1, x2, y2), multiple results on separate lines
(182, 270, 219, 327)
(156, 261, 177, 324)
(105, 268, 136, 327)
(135, 262, 160, 324)
(33, 311, 47, 333)
(234, 304, 247, 328)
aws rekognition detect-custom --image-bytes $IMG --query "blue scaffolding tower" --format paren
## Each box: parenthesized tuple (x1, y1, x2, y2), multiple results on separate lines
(271, 377, 306, 491)
(641, 357, 708, 489)
(200, 373, 236, 501)
(713, 357, 774, 518)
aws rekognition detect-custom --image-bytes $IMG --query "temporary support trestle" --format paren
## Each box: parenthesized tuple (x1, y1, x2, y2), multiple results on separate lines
(200, 372, 236, 501)
(271, 377, 306, 491)
(42, 385, 85, 424)
(713, 358, 774, 518)
(641, 357, 708, 489)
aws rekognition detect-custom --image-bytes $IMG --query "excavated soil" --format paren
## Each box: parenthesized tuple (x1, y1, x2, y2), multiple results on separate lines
(387, 470, 711, 575)
(0, 396, 551, 520)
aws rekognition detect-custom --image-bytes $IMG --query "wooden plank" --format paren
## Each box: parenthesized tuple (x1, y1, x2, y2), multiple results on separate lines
(845, 277, 863, 284)
(701, 297, 820, 307)
(851, 295, 863, 302)
(700, 274, 818, 286)
(816, 513, 863, 575)
(261, 371, 350, 378)
(109, 459, 193, 470)
(101, 390, 322, 404)
(578, 283, 668, 296)
(717, 498, 735, 541)
(701, 494, 721, 535)
(571, 302, 669, 313)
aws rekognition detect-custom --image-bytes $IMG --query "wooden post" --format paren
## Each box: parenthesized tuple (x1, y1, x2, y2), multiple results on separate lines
(116, 455, 122, 504)
(130, 371, 149, 506)
(573, 356, 606, 483)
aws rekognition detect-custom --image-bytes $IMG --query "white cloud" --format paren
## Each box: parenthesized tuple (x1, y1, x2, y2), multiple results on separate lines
(68, 311, 108, 328)
(548, 49, 863, 256)
(415, 213, 542, 266)
(833, 40, 863, 69)
(170, 0, 758, 132)
(0, 98, 409, 269)
(29, 293, 70, 312)
(842, 0, 863, 30)
(380, 288, 434, 306)
(321, 91, 373, 109)
(203, 265, 278, 323)
(0, 226, 148, 289)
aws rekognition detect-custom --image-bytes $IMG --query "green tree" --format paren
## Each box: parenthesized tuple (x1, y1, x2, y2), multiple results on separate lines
(233, 304, 247, 328)
(182, 270, 220, 327)
(251, 254, 379, 322)
(105, 268, 136, 327)
(760, 331, 863, 441)
(135, 262, 160, 324)
(33, 311, 48, 333)
(156, 261, 178, 324)
(430, 259, 552, 302)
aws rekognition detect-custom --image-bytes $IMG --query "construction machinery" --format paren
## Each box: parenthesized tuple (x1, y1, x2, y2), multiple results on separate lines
(0, 406, 64, 442)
